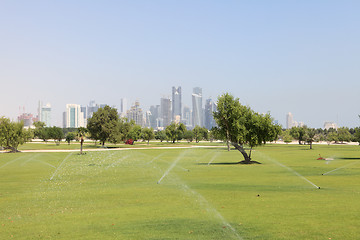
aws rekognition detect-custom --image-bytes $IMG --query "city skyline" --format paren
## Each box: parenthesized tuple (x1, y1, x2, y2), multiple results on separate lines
(1, 1, 359, 128)
(10, 87, 353, 130)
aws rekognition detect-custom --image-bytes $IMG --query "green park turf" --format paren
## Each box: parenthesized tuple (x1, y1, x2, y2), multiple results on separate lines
(1, 144, 360, 239)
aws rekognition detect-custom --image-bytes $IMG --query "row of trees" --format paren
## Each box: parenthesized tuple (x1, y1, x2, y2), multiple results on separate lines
(86, 106, 213, 145)
(281, 126, 360, 149)
(2, 94, 358, 163)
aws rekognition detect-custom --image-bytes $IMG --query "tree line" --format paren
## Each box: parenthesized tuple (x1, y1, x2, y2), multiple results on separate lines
(1, 94, 359, 164)
(281, 125, 360, 149)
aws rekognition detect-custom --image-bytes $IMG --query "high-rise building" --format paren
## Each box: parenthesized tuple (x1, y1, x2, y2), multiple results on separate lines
(81, 106, 87, 121)
(172, 86, 181, 122)
(286, 112, 293, 129)
(38, 101, 52, 127)
(120, 98, 128, 117)
(145, 111, 152, 128)
(87, 100, 99, 119)
(149, 105, 160, 129)
(127, 100, 144, 126)
(182, 105, 191, 128)
(65, 104, 86, 128)
(192, 87, 203, 127)
(324, 122, 338, 130)
(62, 112, 66, 128)
(160, 97, 172, 127)
(18, 113, 37, 128)
(204, 98, 217, 130)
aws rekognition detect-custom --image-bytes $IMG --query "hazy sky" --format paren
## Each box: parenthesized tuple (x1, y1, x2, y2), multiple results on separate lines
(1, 1, 359, 128)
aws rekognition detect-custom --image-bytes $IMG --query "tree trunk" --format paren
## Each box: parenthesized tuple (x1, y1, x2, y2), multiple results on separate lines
(226, 140, 230, 151)
(310, 141, 313, 150)
(80, 137, 84, 154)
(232, 143, 251, 163)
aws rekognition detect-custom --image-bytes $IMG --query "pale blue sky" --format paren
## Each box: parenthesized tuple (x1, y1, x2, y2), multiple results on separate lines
(1, 1, 359, 128)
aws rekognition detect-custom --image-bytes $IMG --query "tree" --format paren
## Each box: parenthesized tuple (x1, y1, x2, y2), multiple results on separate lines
(141, 127, 154, 144)
(77, 127, 88, 154)
(176, 123, 186, 142)
(211, 126, 231, 151)
(87, 106, 119, 146)
(183, 130, 194, 143)
(282, 129, 293, 144)
(192, 125, 203, 143)
(303, 127, 316, 149)
(290, 126, 306, 145)
(48, 126, 64, 145)
(117, 118, 134, 142)
(33, 121, 49, 142)
(65, 132, 76, 145)
(201, 127, 209, 141)
(155, 130, 166, 142)
(0, 117, 32, 152)
(326, 131, 338, 144)
(353, 127, 360, 145)
(337, 127, 352, 143)
(127, 125, 142, 142)
(165, 122, 186, 143)
(213, 93, 280, 164)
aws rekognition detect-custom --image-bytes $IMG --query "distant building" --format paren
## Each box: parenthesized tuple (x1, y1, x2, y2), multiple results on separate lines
(65, 104, 86, 128)
(182, 105, 192, 128)
(204, 98, 217, 130)
(286, 112, 294, 129)
(127, 100, 144, 126)
(62, 112, 66, 128)
(38, 101, 52, 127)
(286, 112, 304, 128)
(172, 86, 181, 122)
(87, 100, 99, 119)
(324, 122, 338, 130)
(149, 105, 160, 129)
(81, 106, 87, 122)
(160, 97, 172, 127)
(18, 113, 37, 128)
(120, 98, 128, 117)
(192, 87, 203, 127)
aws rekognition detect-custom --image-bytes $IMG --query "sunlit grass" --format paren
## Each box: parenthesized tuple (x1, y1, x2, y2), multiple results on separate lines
(16, 140, 226, 151)
(1, 144, 360, 239)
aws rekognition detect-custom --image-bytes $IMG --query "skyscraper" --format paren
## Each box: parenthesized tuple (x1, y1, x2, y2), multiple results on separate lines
(149, 105, 160, 129)
(286, 112, 293, 129)
(172, 86, 181, 123)
(205, 98, 217, 130)
(65, 104, 86, 128)
(160, 97, 172, 127)
(38, 101, 52, 127)
(120, 98, 128, 117)
(87, 100, 99, 119)
(192, 87, 203, 127)
(182, 105, 191, 128)
(127, 100, 144, 126)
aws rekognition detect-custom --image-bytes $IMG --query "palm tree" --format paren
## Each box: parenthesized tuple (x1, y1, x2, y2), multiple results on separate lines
(77, 127, 88, 154)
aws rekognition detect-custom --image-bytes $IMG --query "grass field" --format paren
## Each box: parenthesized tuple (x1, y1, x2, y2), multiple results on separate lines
(1, 144, 360, 239)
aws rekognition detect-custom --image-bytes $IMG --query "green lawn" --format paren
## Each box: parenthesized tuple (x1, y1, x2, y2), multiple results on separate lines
(16, 141, 225, 151)
(1, 144, 360, 239)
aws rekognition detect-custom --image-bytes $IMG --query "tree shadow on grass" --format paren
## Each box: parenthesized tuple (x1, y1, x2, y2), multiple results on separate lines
(197, 160, 261, 165)
(336, 157, 360, 160)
